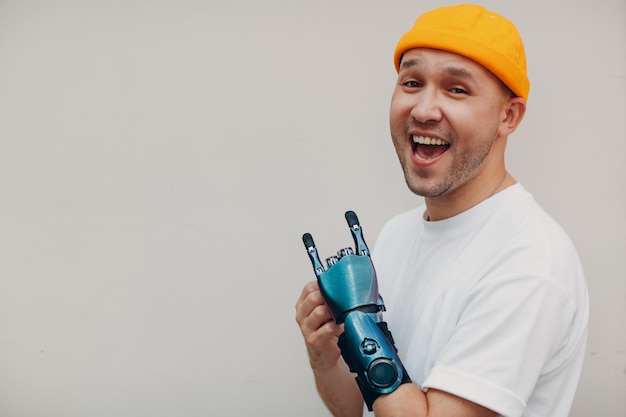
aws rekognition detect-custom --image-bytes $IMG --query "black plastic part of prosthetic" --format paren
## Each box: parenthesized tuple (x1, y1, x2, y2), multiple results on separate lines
(337, 321, 411, 411)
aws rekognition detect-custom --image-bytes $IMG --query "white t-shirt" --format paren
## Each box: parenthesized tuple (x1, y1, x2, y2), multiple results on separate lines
(367, 184, 588, 417)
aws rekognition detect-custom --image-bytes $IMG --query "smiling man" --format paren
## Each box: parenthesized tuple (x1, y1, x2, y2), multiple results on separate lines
(296, 4, 588, 417)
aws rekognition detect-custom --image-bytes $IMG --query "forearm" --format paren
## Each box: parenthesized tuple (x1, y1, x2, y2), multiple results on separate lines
(313, 359, 364, 417)
(313, 356, 428, 417)
(372, 383, 427, 416)
(372, 386, 497, 417)
(296, 280, 364, 417)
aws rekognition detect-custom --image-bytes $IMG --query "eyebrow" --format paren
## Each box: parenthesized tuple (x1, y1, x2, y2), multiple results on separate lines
(445, 66, 476, 81)
(399, 57, 421, 70)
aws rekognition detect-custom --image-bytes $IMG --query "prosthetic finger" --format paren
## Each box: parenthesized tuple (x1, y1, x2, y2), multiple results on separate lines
(302, 211, 383, 323)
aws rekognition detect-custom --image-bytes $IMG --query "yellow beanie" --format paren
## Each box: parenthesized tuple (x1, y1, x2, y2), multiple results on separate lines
(394, 4, 530, 100)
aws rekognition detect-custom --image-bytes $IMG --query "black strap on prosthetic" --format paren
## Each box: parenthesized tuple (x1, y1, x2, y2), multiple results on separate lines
(338, 320, 411, 411)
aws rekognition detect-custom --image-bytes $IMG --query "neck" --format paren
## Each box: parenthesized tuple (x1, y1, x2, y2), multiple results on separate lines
(424, 171, 515, 221)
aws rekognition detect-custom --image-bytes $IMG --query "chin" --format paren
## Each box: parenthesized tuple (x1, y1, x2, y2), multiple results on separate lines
(405, 176, 451, 198)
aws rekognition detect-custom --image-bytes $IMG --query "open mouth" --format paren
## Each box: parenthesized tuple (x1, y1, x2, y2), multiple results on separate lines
(412, 135, 450, 161)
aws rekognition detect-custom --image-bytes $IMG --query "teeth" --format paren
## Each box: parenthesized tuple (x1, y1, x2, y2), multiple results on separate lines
(412, 136, 449, 146)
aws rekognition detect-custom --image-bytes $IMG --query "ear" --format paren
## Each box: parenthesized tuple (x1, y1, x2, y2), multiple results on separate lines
(498, 97, 526, 136)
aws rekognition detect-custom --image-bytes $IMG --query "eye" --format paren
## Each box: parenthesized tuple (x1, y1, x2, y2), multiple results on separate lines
(402, 80, 422, 89)
(450, 87, 468, 95)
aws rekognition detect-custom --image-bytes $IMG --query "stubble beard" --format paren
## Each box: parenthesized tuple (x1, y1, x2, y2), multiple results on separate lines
(399, 129, 498, 198)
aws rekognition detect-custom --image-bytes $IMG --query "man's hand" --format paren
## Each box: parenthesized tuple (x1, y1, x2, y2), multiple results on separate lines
(295, 280, 342, 373)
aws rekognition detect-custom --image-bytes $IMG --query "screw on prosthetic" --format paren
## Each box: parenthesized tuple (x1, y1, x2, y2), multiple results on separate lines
(302, 211, 411, 411)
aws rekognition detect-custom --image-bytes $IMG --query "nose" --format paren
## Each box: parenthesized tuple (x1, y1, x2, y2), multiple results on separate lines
(409, 88, 443, 124)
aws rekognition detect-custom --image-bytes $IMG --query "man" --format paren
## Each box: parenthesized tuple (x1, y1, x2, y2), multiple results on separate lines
(295, 4, 588, 417)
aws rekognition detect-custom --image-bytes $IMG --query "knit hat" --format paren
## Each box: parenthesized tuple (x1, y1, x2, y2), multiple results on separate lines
(394, 4, 529, 100)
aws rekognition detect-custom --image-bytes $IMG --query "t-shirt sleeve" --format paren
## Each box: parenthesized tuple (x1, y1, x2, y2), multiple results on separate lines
(421, 273, 576, 417)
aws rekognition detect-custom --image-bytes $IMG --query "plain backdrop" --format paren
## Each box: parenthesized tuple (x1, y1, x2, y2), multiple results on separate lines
(0, 0, 624, 416)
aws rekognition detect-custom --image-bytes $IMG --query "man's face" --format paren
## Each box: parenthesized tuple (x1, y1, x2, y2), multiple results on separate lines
(389, 48, 511, 199)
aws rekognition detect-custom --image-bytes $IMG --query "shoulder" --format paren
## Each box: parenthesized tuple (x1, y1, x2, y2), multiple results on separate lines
(478, 184, 588, 341)
(472, 184, 576, 259)
(491, 185, 582, 274)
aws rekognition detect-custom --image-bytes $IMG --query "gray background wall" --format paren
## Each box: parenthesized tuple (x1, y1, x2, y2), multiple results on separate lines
(0, 0, 624, 416)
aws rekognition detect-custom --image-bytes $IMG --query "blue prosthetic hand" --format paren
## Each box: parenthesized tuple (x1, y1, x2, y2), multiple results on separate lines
(302, 211, 411, 411)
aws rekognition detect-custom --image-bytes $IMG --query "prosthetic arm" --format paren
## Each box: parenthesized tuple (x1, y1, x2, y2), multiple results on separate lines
(302, 211, 411, 411)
